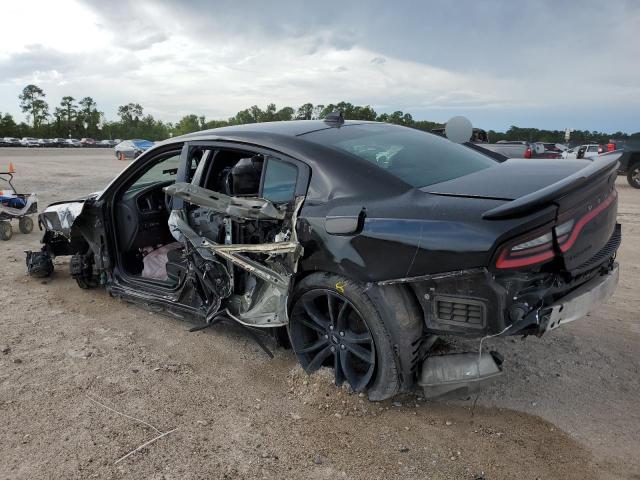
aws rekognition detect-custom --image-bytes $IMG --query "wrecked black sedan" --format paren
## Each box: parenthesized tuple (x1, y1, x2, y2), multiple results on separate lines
(29, 117, 621, 400)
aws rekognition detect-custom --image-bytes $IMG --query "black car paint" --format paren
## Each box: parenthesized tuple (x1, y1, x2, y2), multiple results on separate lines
(36, 120, 620, 339)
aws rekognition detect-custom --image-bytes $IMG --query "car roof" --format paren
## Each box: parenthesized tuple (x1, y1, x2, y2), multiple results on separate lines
(162, 120, 408, 199)
(173, 119, 375, 141)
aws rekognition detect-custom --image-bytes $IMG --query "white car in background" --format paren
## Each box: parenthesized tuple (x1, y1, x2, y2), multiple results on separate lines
(20, 137, 40, 147)
(562, 144, 602, 160)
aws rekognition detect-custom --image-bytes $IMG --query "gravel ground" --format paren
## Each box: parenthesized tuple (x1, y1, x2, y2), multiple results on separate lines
(0, 148, 638, 479)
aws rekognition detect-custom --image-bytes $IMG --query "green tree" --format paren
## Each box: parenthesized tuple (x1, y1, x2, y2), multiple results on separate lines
(58, 96, 77, 136)
(230, 106, 259, 124)
(0, 113, 18, 137)
(261, 103, 278, 122)
(174, 114, 203, 135)
(18, 84, 49, 129)
(276, 106, 295, 121)
(203, 119, 229, 130)
(296, 103, 314, 120)
(117, 103, 144, 124)
(78, 97, 101, 136)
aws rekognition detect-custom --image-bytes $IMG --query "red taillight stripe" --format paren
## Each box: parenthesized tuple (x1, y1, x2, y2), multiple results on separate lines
(559, 191, 617, 253)
(496, 248, 554, 269)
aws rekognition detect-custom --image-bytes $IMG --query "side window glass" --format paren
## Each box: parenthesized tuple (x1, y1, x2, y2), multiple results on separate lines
(262, 158, 298, 203)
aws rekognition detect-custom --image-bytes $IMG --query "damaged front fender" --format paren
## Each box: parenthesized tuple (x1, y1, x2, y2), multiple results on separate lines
(39, 201, 85, 239)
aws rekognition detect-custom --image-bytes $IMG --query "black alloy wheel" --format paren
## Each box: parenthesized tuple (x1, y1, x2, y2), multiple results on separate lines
(290, 289, 376, 392)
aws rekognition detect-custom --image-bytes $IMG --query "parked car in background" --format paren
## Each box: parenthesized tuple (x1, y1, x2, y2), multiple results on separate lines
(2, 137, 21, 146)
(531, 142, 561, 159)
(477, 141, 535, 158)
(611, 141, 640, 188)
(98, 139, 117, 147)
(50, 138, 67, 147)
(65, 139, 82, 148)
(38, 139, 59, 147)
(580, 144, 604, 159)
(544, 143, 566, 153)
(81, 138, 96, 147)
(114, 139, 155, 160)
(562, 145, 580, 159)
(563, 144, 602, 160)
(20, 137, 40, 147)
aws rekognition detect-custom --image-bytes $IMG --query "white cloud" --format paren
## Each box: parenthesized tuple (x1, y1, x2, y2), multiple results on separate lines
(0, 0, 639, 132)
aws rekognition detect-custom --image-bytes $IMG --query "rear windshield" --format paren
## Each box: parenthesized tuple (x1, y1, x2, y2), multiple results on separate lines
(302, 124, 496, 187)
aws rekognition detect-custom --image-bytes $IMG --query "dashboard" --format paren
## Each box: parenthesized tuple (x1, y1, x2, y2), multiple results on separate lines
(116, 180, 174, 252)
(136, 188, 166, 214)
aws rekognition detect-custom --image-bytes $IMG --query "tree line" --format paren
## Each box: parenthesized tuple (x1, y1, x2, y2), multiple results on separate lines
(1, 84, 638, 144)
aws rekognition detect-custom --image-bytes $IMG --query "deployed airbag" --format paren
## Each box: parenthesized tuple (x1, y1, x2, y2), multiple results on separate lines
(141, 242, 182, 280)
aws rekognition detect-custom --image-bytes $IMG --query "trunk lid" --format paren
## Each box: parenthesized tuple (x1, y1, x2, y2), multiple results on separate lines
(422, 158, 591, 201)
(424, 153, 621, 272)
(553, 169, 618, 271)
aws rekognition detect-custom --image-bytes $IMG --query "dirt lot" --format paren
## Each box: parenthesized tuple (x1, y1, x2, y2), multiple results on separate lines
(1, 148, 638, 480)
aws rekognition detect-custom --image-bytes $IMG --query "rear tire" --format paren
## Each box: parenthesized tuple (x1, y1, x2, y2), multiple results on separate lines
(0, 221, 12, 241)
(289, 272, 423, 400)
(627, 164, 640, 189)
(19, 216, 33, 234)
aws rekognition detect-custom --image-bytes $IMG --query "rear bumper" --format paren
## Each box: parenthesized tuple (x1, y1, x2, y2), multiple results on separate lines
(541, 263, 618, 332)
(406, 234, 620, 338)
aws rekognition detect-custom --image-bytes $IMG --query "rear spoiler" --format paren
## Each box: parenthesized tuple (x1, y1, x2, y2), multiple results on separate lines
(482, 152, 621, 220)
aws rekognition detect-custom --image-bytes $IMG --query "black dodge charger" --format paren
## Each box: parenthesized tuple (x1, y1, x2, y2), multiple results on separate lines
(29, 116, 621, 400)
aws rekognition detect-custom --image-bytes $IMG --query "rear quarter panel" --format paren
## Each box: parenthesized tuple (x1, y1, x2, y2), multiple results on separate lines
(297, 190, 557, 282)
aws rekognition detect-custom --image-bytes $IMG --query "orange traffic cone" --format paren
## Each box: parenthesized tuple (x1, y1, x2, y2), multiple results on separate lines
(7, 162, 15, 173)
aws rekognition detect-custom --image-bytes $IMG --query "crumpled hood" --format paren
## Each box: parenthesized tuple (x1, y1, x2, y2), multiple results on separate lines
(40, 201, 86, 237)
(422, 158, 591, 201)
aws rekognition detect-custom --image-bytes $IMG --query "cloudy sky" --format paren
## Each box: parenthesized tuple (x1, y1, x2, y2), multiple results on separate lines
(1, 0, 639, 132)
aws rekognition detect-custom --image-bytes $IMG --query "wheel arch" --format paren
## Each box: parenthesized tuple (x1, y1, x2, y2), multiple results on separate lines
(289, 269, 426, 393)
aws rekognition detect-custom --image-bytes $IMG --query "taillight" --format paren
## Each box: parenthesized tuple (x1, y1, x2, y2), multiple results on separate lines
(495, 228, 554, 269)
(495, 190, 617, 269)
(607, 143, 616, 152)
(524, 147, 532, 159)
(556, 190, 617, 253)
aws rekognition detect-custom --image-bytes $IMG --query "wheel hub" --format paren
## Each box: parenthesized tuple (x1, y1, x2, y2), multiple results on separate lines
(290, 289, 376, 392)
